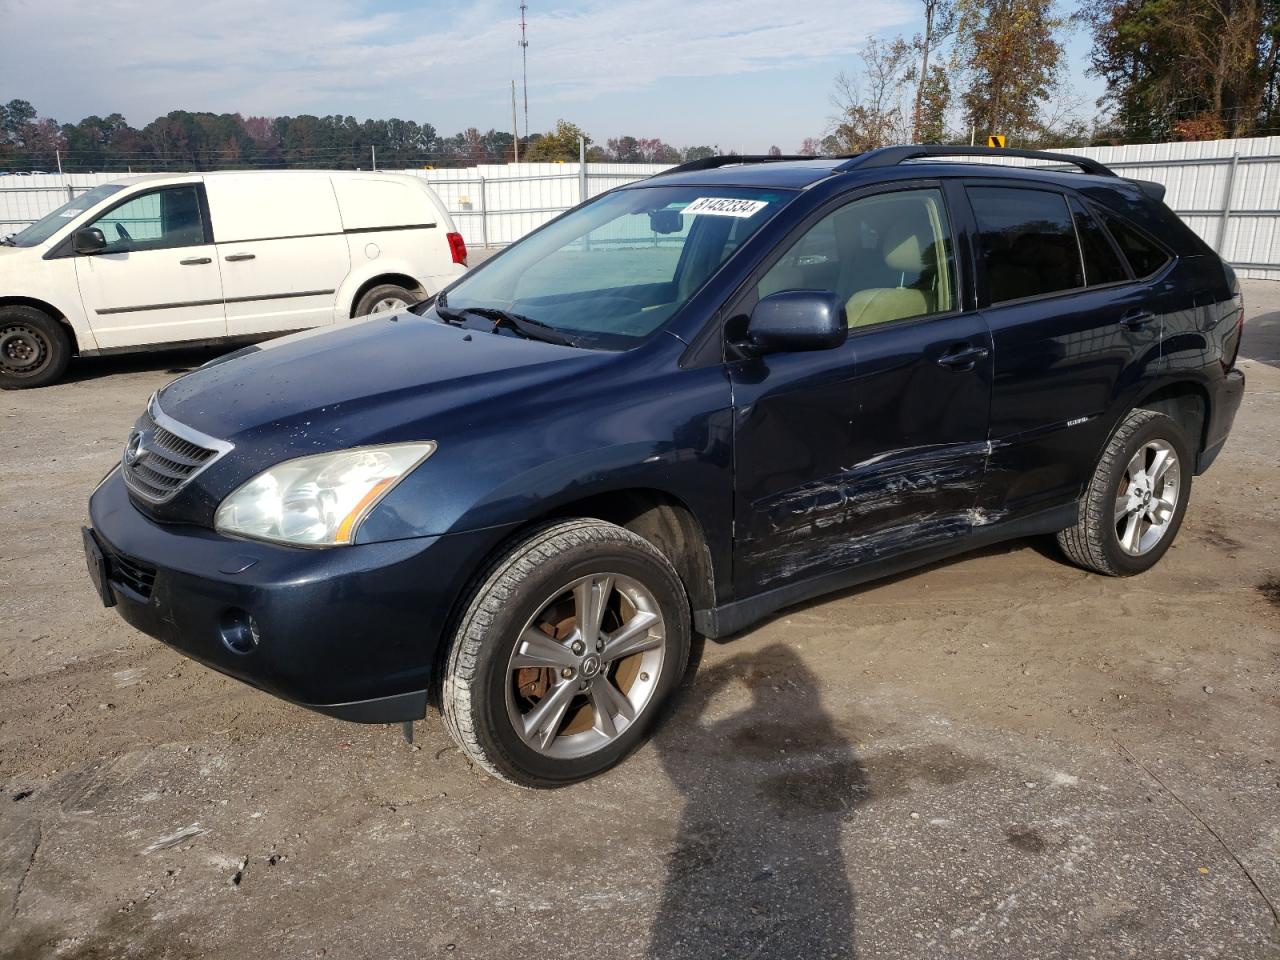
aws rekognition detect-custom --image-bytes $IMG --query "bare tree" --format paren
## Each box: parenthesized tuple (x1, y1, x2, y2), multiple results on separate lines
(828, 36, 916, 152)
(912, 0, 956, 141)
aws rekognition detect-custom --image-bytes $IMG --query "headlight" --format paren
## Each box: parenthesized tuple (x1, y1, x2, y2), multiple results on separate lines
(214, 442, 436, 546)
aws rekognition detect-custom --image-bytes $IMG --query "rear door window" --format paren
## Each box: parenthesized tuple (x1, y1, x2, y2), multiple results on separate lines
(1097, 209, 1172, 278)
(1070, 198, 1129, 287)
(967, 187, 1083, 304)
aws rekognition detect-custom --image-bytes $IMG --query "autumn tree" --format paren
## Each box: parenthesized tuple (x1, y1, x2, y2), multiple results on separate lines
(912, 0, 956, 140)
(524, 119, 590, 161)
(954, 0, 1066, 142)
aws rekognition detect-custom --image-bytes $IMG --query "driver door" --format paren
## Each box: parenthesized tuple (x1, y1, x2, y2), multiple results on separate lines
(74, 183, 227, 350)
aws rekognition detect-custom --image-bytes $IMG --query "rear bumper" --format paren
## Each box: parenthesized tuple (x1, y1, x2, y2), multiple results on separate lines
(87, 470, 507, 723)
(1197, 367, 1246, 474)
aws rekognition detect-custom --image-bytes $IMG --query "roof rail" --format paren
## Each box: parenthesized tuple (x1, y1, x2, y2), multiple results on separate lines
(650, 154, 824, 177)
(836, 145, 1115, 178)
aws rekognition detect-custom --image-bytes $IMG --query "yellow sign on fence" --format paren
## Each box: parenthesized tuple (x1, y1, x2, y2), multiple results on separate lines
(987, 135, 1007, 149)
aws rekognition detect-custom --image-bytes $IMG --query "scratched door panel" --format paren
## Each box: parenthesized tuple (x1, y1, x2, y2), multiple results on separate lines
(731, 311, 993, 595)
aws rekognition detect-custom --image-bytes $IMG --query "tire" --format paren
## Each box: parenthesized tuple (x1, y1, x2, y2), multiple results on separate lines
(0, 305, 71, 389)
(1056, 408, 1193, 576)
(353, 283, 419, 318)
(442, 519, 691, 788)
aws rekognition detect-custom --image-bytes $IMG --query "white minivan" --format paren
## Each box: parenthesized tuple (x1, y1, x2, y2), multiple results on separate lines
(0, 170, 468, 388)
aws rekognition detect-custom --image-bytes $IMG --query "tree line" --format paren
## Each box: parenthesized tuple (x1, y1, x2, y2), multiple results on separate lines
(819, 0, 1280, 154)
(4, 0, 1278, 172)
(0, 104, 716, 173)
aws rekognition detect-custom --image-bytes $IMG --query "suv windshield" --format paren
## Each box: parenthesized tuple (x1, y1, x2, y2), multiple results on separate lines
(436, 185, 790, 348)
(5, 184, 124, 248)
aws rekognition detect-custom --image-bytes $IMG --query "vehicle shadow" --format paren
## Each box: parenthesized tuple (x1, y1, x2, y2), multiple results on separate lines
(62, 345, 233, 384)
(649, 644, 863, 959)
(1240, 305, 1280, 369)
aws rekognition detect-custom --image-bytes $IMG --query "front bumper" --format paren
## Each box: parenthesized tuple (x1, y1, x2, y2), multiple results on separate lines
(87, 470, 508, 723)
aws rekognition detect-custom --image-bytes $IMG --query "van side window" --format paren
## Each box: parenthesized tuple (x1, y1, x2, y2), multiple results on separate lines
(1070, 198, 1128, 286)
(757, 188, 956, 329)
(1098, 209, 1172, 278)
(968, 187, 1083, 304)
(88, 186, 206, 253)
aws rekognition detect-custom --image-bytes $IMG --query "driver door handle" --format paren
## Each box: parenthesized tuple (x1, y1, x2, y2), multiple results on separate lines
(1120, 309, 1155, 330)
(224, 253, 256, 262)
(180, 257, 212, 266)
(936, 343, 990, 370)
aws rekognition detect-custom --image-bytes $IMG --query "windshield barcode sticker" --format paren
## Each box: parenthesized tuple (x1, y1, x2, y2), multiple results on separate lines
(682, 197, 768, 218)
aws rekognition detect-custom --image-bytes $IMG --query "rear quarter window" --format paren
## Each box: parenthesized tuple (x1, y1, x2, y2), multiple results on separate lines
(1097, 209, 1172, 278)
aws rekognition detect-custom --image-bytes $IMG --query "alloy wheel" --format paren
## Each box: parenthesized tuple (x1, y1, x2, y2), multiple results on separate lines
(504, 573, 667, 760)
(1114, 438, 1180, 556)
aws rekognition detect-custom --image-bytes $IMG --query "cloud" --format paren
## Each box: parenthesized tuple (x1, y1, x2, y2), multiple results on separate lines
(2, 0, 916, 122)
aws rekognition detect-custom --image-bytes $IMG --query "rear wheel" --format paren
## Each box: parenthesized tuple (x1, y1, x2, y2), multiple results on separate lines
(1056, 408, 1193, 576)
(441, 520, 691, 788)
(0, 305, 71, 389)
(354, 283, 419, 318)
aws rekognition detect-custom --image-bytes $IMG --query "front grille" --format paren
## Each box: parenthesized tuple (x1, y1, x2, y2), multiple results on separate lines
(121, 399, 232, 504)
(108, 549, 157, 599)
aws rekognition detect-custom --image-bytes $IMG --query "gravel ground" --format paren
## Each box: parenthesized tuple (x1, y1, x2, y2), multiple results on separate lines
(1, 281, 1278, 959)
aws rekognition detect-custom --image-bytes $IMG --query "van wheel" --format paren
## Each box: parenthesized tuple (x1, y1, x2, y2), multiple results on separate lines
(1056, 408, 1193, 576)
(0, 306, 71, 389)
(354, 283, 419, 317)
(441, 519, 690, 788)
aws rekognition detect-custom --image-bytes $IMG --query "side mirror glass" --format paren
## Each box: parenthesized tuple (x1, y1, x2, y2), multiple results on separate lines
(73, 227, 107, 255)
(744, 290, 847, 355)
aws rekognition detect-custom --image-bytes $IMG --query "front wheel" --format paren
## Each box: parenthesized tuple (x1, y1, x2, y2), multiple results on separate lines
(0, 306, 71, 389)
(441, 520, 691, 787)
(1056, 408, 1193, 576)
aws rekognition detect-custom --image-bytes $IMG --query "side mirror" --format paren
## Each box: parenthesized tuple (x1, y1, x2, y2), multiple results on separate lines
(73, 227, 107, 255)
(744, 290, 847, 355)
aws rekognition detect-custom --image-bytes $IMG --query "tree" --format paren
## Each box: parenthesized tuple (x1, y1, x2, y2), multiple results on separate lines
(524, 119, 590, 161)
(827, 36, 915, 152)
(682, 145, 716, 161)
(1081, 0, 1280, 140)
(912, 0, 956, 140)
(954, 0, 1066, 142)
(798, 137, 824, 156)
(915, 64, 952, 142)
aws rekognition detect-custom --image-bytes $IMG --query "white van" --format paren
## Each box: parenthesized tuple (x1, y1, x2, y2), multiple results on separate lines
(0, 170, 468, 388)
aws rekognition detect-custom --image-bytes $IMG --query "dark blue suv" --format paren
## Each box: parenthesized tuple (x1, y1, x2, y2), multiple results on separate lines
(85, 146, 1246, 786)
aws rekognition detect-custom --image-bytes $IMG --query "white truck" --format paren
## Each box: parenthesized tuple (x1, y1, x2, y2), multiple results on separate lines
(0, 170, 468, 388)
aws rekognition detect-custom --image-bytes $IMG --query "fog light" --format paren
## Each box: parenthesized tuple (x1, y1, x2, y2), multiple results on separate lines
(220, 609, 260, 654)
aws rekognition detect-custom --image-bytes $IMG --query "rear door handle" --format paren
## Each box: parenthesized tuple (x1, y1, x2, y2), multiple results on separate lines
(180, 257, 212, 266)
(1120, 310, 1155, 330)
(224, 253, 256, 262)
(936, 343, 990, 370)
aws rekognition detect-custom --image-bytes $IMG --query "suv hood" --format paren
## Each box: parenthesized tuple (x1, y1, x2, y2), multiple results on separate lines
(141, 312, 606, 523)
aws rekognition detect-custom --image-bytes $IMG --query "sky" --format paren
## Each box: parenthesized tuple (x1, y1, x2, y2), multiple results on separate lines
(0, 0, 1106, 153)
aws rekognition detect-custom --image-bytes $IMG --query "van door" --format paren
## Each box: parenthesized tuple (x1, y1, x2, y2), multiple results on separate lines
(730, 185, 992, 597)
(205, 174, 351, 336)
(964, 183, 1165, 521)
(74, 183, 226, 350)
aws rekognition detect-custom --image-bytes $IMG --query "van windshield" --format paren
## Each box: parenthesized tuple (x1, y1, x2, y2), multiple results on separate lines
(434, 185, 790, 348)
(4, 184, 124, 248)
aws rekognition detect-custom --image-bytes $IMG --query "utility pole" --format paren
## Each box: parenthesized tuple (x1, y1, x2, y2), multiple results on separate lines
(519, 1, 529, 140)
(371, 145, 377, 171)
(512, 80, 520, 162)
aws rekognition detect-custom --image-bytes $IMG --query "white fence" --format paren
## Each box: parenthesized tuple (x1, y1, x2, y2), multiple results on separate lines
(6, 141, 1280, 277)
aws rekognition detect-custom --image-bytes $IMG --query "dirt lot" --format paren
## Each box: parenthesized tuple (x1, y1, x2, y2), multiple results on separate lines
(2, 283, 1278, 960)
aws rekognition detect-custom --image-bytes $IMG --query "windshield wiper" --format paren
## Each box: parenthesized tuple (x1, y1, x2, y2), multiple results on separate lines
(0, 236, 15, 247)
(455, 306, 578, 347)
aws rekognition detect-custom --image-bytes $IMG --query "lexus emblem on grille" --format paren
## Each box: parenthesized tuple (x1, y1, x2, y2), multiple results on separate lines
(124, 431, 146, 466)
